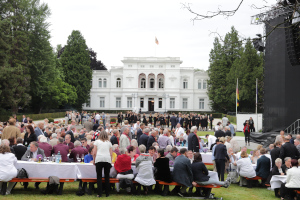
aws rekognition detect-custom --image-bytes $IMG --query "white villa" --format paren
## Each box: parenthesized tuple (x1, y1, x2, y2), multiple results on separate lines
(83, 57, 211, 112)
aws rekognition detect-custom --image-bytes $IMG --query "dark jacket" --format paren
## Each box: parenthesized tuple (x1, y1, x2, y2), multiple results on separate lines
(270, 147, 281, 167)
(279, 142, 299, 160)
(215, 130, 225, 138)
(177, 117, 184, 127)
(23, 133, 37, 146)
(63, 141, 75, 150)
(170, 116, 177, 127)
(214, 143, 229, 160)
(188, 132, 199, 152)
(266, 165, 286, 184)
(225, 130, 232, 137)
(147, 135, 156, 151)
(21, 148, 45, 161)
(138, 134, 149, 147)
(154, 157, 172, 182)
(12, 144, 27, 160)
(256, 155, 270, 179)
(93, 123, 100, 131)
(192, 161, 210, 182)
(173, 155, 193, 187)
(53, 143, 69, 162)
(136, 128, 143, 143)
(110, 135, 119, 145)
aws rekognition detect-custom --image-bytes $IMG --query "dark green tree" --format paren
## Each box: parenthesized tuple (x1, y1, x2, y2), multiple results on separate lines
(60, 30, 92, 109)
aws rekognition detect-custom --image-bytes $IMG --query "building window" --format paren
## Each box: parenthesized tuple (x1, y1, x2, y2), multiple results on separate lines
(199, 98, 204, 109)
(158, 78, 164, 88)
(198, 80, 201, 89)
(141, 78, 146, 88)
(203, 81, 207, 89)
(116, 78, 121, 88)
(98, 78, 102, 88)
(127, 97, 132, 108)
(140, 98, 144, 108)
(170, 98, 175, 109)
(150, 65, 154, 68)
(183, 79, 188, 89)
(100, 97, 105, 108)
(140, 65, 145, 68)
(159, 65, 163, 68)
(182, 98, 188, 109)
(103, 78, 107, 88)
(150, 78, 155, 88)
(116, 97, 121, 108)
(159, 98, 162, 108)
(86, 98, 90, 107)
(128, 65, 132, 67)
(171, 65, 175, 68)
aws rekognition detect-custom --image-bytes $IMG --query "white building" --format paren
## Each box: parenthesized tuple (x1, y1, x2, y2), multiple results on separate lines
(83, 57, 211, 112)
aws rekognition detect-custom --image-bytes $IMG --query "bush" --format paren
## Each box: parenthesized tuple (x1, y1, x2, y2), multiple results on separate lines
(48, 118, 54, 123)
(110, 118, 117, 123)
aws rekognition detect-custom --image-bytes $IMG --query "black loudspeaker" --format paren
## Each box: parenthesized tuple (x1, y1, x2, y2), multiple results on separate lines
(285, 18, 300, 66)
(252, 38, 265, 52)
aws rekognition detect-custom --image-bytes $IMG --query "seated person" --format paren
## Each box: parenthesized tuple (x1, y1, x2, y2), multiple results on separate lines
(63, 134, 74, 152)
(255, 148, 270, 183)
(134, 144, 156, 195)
(251, 150, 260, 164)
(113, 144, 121, 156)
(164, 145, 172, 156)
(127, 145, 139, 163)
(52, 137, 69, 162)
(111, 144, 118, 164)
(266, 158, 286, 198)
(225, 147, 237, 173)
(154, 148, 172, 196)
(69, 140, 88, 162)
(114, 148, 134, 194)
(282, 157, 292, 172)
(0, 144, 18, 195)
(148, 146, 157, 162)
(38, 136, 52, 157)
(280, 159, 300, 200)
(172, 148, 193, 197)
(236, 151, 256, 186)
(84, 145, 94, 163)
(235, 146, 248, 160)
(165, 147, 178, 164)
(192, 153, 229, 197)
(12, 137, 27, 160)
(21, 141, 46, 161)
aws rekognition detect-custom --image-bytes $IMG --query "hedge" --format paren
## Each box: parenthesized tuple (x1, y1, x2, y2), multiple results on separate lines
(0, 112, 65, 122)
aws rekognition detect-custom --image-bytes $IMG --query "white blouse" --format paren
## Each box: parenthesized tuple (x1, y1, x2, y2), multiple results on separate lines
(94, 140, 112, 164)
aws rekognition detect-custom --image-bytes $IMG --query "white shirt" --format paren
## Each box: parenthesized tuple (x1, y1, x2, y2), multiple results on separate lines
(175, 127, 184, 138)
(169, 135, 175, 146)
(133, 123, 140, 131)
(32, 150, 38, 159)
(285, 167, 300, 188)
(222, 117, 229, 126)
(0, 153, 17, 182)
(94, 140, 112, 164)
(95, 114, 101, 120)
(207, 135, 217, 149)
(215, 125, 220, 131)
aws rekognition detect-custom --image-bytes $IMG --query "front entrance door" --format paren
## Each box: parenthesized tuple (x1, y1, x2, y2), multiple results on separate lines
(148, 98, 154, 111)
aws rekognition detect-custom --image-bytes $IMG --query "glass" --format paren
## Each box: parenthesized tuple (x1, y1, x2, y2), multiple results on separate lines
(81, 154, 85, 163)
(52, 154, 56, 162)
(76, 154, 81, 162)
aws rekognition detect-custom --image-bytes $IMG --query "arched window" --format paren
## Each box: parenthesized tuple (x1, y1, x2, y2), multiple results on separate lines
(158, 78, 164, 88)
(103, 78, 107, 88)
(183, 79, 188, 89)
(116, 78, 121, 88)
(141, 78, 146, 88)
(150, 78, 155, 88)
(98, 78, 102, 88)
(203, 81, 207, 89)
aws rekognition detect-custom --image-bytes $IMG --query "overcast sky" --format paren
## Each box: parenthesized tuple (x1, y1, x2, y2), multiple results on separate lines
(42, 0, 270, 70)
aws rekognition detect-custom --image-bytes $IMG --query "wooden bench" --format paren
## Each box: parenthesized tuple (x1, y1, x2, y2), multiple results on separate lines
(81, 178, 120, 195)
(245, 176, 265, 188)
(1, 178, 75, 195)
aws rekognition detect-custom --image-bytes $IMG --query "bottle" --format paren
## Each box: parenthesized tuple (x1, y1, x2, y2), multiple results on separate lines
(56, 151, 61, 163)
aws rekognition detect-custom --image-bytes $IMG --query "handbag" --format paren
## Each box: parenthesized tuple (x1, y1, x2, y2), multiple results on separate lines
(17, 168, 29, 179)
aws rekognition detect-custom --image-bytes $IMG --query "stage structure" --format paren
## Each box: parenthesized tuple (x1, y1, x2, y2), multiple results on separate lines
(251, 3, 300, 133)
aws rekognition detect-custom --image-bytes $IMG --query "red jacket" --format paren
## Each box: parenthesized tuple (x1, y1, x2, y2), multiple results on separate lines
(114, 154, 131, 173)
(244, 124, 250, 133)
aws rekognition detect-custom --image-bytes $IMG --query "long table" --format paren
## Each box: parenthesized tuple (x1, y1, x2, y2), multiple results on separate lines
(270, 175, 287, 189)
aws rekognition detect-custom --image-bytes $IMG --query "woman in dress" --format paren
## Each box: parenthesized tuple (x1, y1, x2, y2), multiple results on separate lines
(0, 144, 18, 195)
(23, 125, 37, 146)
(148, 113, 153, 125)
(93, 131, 112, 197)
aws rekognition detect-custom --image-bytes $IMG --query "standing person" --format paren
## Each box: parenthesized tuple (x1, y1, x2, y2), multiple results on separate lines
(222, 115, 229, 128)
(243, 120, 250, 146)
(93, 131, 112, 198)
(166, 113, 170, 128)
(188, 126, 200, 152)
(119, 128, 131, 149)
(102, 113, 106, 128)
(170, 113, 177, 130)
(228, 121, 235, 137)
(148, 113, 153, 125)
(118, 112, 122, 124)
(2, 118, 21, 140)
(249, 117, 255, 132)
(214, 137, 229, 181)
(65, 111, 69, 125)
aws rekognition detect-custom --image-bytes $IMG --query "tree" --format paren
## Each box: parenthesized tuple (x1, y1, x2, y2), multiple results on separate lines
(60, 30, 92, 109)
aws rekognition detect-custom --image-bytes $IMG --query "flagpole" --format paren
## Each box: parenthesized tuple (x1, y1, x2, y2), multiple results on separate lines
(236, 78, 238, 118)
(256, 78, 258, 133)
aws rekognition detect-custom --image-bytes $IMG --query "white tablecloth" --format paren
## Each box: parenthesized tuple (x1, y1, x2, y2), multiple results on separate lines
(16, 161, 78, 179)
(201, 152, 213, 164)
(270, 175, 287, 189)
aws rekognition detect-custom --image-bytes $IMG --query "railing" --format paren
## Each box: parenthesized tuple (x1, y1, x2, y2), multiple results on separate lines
(285, 119, 300, 135)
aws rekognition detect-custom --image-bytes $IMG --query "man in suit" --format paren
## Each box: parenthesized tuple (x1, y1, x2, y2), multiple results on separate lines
(63, 134, 74, 151)
(110, 129, 119, 145)
(256, 148, 271, 182)
(69, 140, 88, 162)
(34, 122, 44, 140)
(84, 119, 93, 132)
(13, 137, 27, 160)
(172, 148, 193, 197)
(38, 136, 52, 157)
(188, 126, 200, 152)
(215, 129, 225, 138)
(92, 121, 100, 131)
(66, 125, 76, 143)
(271, 141, 282, 167)
(136, 123, 145, 143)
(176, 114, 184, 127)
(138, 128, 150, 147)
(147, 130, 157, 151)
(279, 136, 300, 160)
(170, 113, 177, 130)
(2, 118, 21, 140)
(214, 138, 229, 181)
(21, 141, 46, 161)
(52, 137, 69, 162)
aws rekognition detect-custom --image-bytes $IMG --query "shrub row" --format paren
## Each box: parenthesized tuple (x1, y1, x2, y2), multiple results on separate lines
(0, 112, 65, 122)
